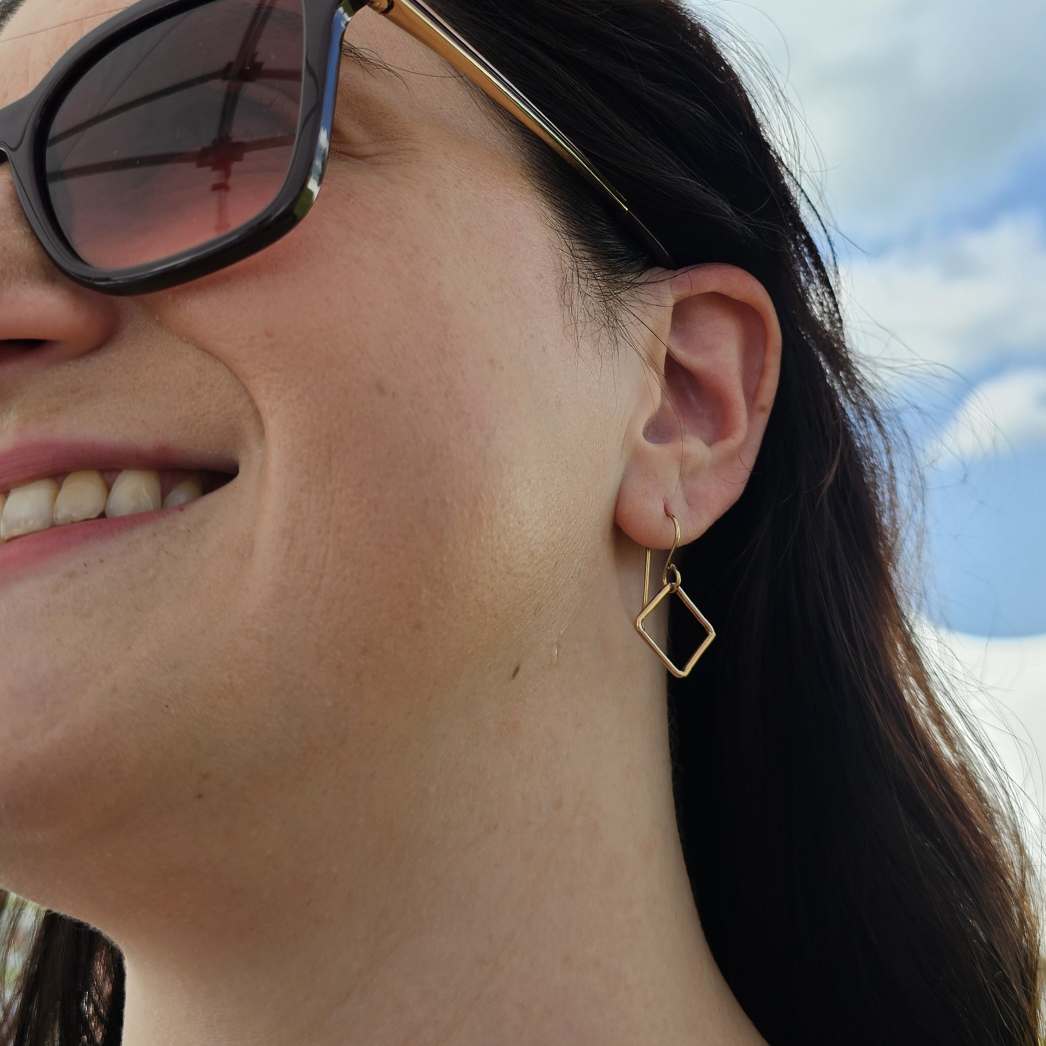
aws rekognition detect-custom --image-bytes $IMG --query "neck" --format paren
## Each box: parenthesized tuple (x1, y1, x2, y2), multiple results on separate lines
(28, 540, 765, 1046)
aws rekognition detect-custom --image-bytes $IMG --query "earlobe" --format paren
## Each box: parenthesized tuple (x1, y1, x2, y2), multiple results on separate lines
(614, 262, 782, 552)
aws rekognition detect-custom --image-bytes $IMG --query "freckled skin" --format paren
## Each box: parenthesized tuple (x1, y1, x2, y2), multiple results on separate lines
(0, 4, 781, 1046)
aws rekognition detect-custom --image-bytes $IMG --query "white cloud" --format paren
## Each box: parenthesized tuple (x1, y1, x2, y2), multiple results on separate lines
(702, 0, 1046, 240)
(923, 366, 1046, 465)
(682, 3, 1046, 395)
(833, 209, 1046, 381)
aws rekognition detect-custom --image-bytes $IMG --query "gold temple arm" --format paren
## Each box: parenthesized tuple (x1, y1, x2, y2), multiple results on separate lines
(361, 0, 675, 267)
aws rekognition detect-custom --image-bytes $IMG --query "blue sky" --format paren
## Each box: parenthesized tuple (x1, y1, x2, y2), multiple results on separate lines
(698, 0, 1046, 875)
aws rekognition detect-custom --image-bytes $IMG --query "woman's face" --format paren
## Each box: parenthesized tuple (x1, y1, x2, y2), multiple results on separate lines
(0, 1, 658, 879)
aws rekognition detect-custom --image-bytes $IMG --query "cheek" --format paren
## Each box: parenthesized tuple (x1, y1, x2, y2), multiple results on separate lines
(148, 160, 602, 681)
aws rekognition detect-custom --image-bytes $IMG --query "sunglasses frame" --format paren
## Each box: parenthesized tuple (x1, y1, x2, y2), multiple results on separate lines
(0, 0, 674, 296)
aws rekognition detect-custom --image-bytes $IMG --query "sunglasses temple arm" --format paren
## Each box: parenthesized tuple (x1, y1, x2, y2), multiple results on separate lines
(354, 0, 675, 268)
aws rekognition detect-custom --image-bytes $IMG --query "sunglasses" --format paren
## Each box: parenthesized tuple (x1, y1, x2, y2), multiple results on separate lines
(0, 0, 674, 296)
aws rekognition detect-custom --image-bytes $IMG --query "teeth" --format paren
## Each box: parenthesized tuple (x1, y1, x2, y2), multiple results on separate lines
(1, 478, 60, 541)
(105, 469, 162, 518)
(54, 470, 109, 526)
(163, 476, 203, 509)
(0, 468, 218, 544)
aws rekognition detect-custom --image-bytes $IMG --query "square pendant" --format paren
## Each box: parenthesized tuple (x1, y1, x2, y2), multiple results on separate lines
(634, 580, 715, 678)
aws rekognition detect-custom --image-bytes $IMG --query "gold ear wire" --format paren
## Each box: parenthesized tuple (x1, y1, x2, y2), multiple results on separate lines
(634, 510, 715, 678)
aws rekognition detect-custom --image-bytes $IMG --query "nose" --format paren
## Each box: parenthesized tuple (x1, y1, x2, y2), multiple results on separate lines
(0, 152, 121, 373)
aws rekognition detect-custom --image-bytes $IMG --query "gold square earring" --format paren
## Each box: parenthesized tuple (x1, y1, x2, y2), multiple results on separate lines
(634, 510, 715, 678)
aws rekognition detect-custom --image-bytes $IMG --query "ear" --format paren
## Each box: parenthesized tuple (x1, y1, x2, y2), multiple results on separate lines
(614, 262, 782, 552)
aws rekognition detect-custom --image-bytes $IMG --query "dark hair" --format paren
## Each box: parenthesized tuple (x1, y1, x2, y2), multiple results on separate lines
(2, 1, 1041, 1043)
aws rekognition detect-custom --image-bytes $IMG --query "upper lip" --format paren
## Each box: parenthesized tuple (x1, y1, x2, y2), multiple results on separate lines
(0, 438, 239, 494)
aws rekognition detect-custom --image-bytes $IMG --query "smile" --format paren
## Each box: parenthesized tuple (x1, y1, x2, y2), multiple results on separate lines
(0, 466, 238, 587)
(0, 468, 234, 543)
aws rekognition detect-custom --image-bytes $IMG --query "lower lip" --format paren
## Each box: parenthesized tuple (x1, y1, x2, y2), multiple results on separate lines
(0, 502, 196, 587)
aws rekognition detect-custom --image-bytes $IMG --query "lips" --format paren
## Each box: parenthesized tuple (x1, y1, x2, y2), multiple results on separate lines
(0, 438, 240, 587)
(0, 437, 239, 493)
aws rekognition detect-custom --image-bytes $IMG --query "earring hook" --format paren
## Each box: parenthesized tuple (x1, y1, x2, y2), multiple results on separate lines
(642, 509, 683, 605)
(662, 511, 682, 592)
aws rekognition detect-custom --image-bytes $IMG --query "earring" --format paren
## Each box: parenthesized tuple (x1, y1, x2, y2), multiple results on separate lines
(633, 509, 715, 678)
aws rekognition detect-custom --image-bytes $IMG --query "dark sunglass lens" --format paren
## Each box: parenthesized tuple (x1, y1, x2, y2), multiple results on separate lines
(44, 0, 305, 271)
